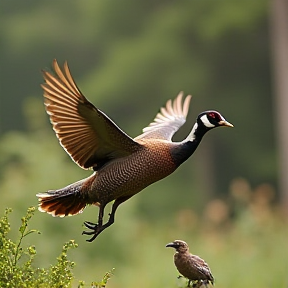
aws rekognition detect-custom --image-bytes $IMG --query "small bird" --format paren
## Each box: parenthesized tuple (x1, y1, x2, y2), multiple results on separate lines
(37, 60, 233, 242)
(166, 240, 214, 287)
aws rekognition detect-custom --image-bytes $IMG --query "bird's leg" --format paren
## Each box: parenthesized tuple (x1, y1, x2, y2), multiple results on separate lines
(82, 203, 106, 241)
(82, 196, 131, 242)
(102, 195, 132, 231)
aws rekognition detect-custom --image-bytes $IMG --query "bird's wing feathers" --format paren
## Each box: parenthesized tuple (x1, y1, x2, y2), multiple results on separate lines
(190, 255, 214, 283)
(42, 60, 141, 170)
(135, 92, 191, 141)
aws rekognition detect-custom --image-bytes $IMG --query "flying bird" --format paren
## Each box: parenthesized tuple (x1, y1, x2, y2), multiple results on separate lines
(166, 240, 214, 287)
(37, 60, 233, 242)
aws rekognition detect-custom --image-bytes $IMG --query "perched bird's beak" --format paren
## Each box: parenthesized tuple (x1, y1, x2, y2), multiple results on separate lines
(166, 242, 176, 248)
(219, 120, 234, 128)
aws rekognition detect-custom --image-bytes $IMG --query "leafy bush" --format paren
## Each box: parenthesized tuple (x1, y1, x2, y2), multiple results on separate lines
(0, 207, 114, 288)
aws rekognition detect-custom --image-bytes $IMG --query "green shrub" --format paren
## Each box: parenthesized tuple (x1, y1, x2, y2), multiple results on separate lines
(0, 207, 114, 288)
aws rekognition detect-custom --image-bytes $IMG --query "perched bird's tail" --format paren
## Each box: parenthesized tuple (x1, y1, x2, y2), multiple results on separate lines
(36, 178, 97, 217)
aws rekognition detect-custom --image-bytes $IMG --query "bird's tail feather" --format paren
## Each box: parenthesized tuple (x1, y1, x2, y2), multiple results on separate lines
(36, 179, 92, 217)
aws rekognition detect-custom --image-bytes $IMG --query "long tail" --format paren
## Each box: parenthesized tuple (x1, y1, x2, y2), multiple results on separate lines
(36, 179, 95, 217)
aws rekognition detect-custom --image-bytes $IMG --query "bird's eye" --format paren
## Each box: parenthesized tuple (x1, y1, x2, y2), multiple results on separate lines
(208, 112, 216, 119)
(208, 112, 221, 121)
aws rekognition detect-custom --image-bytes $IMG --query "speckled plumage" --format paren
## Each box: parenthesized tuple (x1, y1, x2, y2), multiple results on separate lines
(88, 141, 177, 203)
(37, 60, 233, 242)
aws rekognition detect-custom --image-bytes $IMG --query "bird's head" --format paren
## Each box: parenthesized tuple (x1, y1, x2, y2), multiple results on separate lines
(166, 240, 189, 253)
(197, 111, 233, 130)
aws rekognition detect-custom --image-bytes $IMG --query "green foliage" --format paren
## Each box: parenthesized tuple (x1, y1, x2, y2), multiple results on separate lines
(0, 2, 285, 288)
(88, 269, 115, 288)
(0, 207, 113, 288)
(0, 207, 42, 288)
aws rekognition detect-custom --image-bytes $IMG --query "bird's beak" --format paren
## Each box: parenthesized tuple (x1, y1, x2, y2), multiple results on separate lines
(166, 242, 176, 248)
(219, 120, 234, 128)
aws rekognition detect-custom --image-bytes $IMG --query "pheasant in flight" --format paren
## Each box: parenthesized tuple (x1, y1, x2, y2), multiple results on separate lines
(37, 60, 233, 242)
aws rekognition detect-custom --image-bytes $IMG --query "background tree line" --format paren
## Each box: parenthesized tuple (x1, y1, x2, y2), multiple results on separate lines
(1, 1, 287, 287)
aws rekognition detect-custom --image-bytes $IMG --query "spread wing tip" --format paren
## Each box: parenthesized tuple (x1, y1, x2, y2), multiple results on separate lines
(138, 92, 192, 141)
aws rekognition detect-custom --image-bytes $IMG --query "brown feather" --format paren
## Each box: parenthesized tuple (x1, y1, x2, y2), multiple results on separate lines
(42, 60, 141, 170)
(37, 60, 233, 242)
(166, 240, 214, 286)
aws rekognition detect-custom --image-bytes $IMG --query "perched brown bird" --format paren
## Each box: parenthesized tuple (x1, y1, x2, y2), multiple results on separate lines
(166, 240, 214, 287)
(36, 60, 233, 242)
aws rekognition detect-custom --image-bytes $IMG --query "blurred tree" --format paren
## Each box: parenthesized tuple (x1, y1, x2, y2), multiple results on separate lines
(270, 0, 288, 210)
(0, 0, 273, 215)
(1, 3, 288, 287)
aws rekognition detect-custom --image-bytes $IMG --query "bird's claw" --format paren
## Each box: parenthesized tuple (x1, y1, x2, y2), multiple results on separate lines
(83, 221, 98, 230)
(82, 221, 103, 242)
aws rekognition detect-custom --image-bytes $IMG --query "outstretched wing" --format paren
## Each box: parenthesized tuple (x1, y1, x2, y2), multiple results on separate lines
(135, 92, 192, 141)
(42, 59, 141, 170)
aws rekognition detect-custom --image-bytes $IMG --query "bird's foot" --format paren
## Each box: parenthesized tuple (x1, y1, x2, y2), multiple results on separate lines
(82, 221, 103, 242)
(83, 221, 98, 231)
